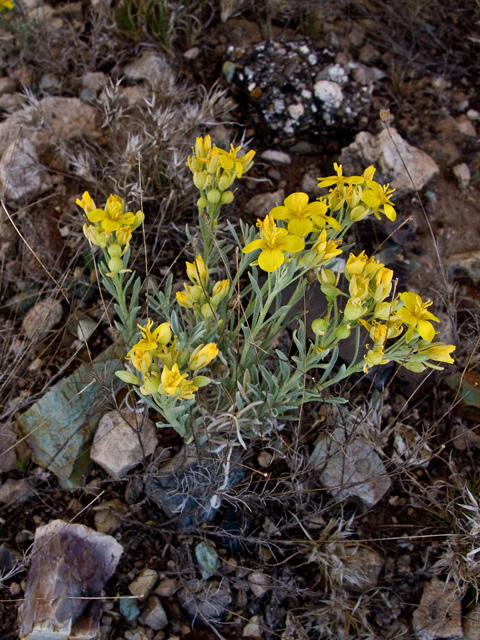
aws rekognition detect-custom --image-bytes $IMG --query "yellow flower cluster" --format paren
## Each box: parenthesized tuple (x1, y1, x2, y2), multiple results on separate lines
(76, 191, 144, 277)
(176, 254, 230, 317)
(117, 319, 219, 400)
(318, 163, 396, 222)
(313, 250, 455, 372)
(242, 162, 397, 274)
(186, 135, 255, 214)
(0, 0, 13, 10)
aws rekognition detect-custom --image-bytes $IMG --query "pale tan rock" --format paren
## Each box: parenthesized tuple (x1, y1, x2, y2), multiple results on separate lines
(412, 577, 462, 640)
(344, 546, 384, 591)
(21, 297, 63, 342)
(246, 188, 285, 219)
(0, 138, 52, 201)
(90, 410, 157, 480)
(248, 571, 271, 597)
(463, 601, 480, 640)
(340, 128, 439, 196)
(128, 568, 158, 601)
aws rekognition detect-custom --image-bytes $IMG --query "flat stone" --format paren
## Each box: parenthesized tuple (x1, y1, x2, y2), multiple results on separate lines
(90, 410, 157, 480)
(340, 127, 439, 196)
(21, 297, 63, 342)
(18, 520, 123, 640)
(412, 577, 462, 640)
(0, 138, 52, 201)
(17, 345, 123, 487)
(138, 596, 168, 631)
(310, 426, 391, 508)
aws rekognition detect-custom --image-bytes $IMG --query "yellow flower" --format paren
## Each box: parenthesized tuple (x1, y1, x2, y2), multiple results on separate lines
(361, 181, 396, 221)
(116, 225, 132, 246)
(128, 320, 172, 354)
(372, 267, 394, 302)
(363, 345, 390, 372)
(317, 163, 364, 189)
(398, 292, 440, 342)
(0, 0, 13, 9)
(212, 279, 230, 302)
(87, 194, 136, 233)
(416, 342, 455, 365)
(189, 343, 219, 370)
(83, 223, 110, 248)
(270, 193, 341, 237)
(186, 255, 209, 287)
(299, 230, 342, 268)
(242, 214, 304, 272)
(160, 364, 198, 400)
(76, 191, 96, 215)
(217, 145, 255, 178)
(345, 251, 384, 281)
(129, 348, 153, 374)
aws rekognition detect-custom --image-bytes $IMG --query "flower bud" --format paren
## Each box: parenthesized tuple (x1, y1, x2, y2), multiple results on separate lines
(189, 343, 219, 370)
(201, 302, 213, 318)
(344, 298, 366, 321)
(108, 243, 122, 258)
(193, 171, 207, 190)
(197, 196, 207, 210)
(220, 190, 234, 204)
(212, 279, 230, 300)
(207, 189, 221, 204)
(312, 318, 329, 336)
(141, 374, 161, 395)
(318, 268, 337, 286)
(335, 324, 351, 340)
(218, 174, 235, 191)
(108, 256, 124, 275)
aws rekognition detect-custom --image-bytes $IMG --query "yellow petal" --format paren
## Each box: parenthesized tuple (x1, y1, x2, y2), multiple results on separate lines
(243, 239, 266, 254)
(288, 217, 313, 236)
(258, 248, 284, 272)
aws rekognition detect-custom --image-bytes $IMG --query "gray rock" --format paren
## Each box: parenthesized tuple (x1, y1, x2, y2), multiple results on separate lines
(178, 579, 232, 623)
(123, 51, 176, 90)
(412, 577, 462, 640)
(81, 72, 108, 93)
(245, 188, 285, 219)
(463, 601, 480, 640)
(90, 410, 158, 480)
(18, 520, 123, 640)
(344, 546, 384, 592)
(0, 138, 52, 201)
(310, 426, 391, 508)
(340, 128, 439, 196)
(260, 149, 292, 165)
(0, 478, 34, 505)
(0, 77, 16, 95)
(248, 571, 271, 597)
(17, 344, 123, 488)
(145, 445, 243, 531)
(453, 162, 471, 189)
(124, 628, 150, 640)
(139, 596, 168, 631)
(21, 297, 63, 342)
(0, 423, 19, 472)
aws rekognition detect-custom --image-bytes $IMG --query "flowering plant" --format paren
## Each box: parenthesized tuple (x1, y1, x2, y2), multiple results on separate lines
(78, 139, 455, 446)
